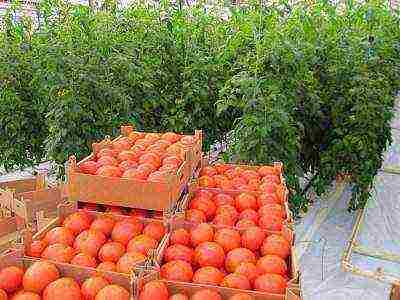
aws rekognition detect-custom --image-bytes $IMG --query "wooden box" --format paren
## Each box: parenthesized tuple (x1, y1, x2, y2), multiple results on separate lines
(68, 125, 202, 212)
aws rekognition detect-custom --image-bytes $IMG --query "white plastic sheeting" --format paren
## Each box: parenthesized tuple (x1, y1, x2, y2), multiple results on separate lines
(295, 182, 392, 300)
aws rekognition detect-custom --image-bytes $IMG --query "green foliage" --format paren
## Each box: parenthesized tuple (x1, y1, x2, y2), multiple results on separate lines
(217, 1, 400, 212)
(0, 0, 399, 212)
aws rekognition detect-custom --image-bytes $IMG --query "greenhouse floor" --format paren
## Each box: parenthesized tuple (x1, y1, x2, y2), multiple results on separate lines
(295, 182, 392, 300)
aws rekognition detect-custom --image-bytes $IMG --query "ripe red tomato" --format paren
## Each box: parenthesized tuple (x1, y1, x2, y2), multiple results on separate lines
(111, 220, 143, 246)
(258, 204, 285, 219)
(95, 285, 130, 300)
(43, 278, 82, 300)
(214, 163, 231, 175)
(235, 219, 257, 230)
(213, 193, 235, 207)
(139, 280, 169, 300)
(189, 197, 217, 221)
(214, 228, 241, 253)
(44, 227, 75, 246)
(194, 242, 225, 268)
(63, 211, 92, 235)
(90, 216, 115, 236)
(116, 252, 147, 274)
(260, 234, 291, 259)
(96, 262, 116, 272)
(241, 170, 261, 182)
(258, 166, 277, 177)
(118, 160, 138, 173)
(170, 228, 191, 246)
(228, 293, 255, 300)
(74, 229, 107, 257)
(79, 161, 99, 175)
(12, 291, 41, 300)
(198, 176, 216, 188)
(257, 255, 288, 276)
(186, 209, 207, 224)
(254, 274, 287, 294)
(213, 214, 236, 227)
(192, 267, 225, 285)
(70, 253, 97, 268)
(128, 131, 145, 143)
(143, 223, 166, 242)
(257, 193, 280, 206)
(27, 240, 47, 258)
(200, 166, 217, 177)
(235, 262, 262, 285)
(98, 242, 125, 263)
(241, 226, 266, 252)
(117, 150, 137, 163)
(162, 156, 182, 167)
(81, 276, 109, 300)
(169, 293, 189, 300)
(160, 260, 193, 282)
(235, 193, 257, 212)
(23, 261, 60, 293)
(190, 223, 214, 247)
(258, 215, 283, 232)
(239, 209, 259, 224)
(127, 234, 158, 255)
(0, 266, 24, 293)
(164, 244, 194, 264)
(97, 156, 118, 167)
(225, 248, 257, 273)
(191, 289, 222, 300)
(161, 132, 181, 143)
(216, 205, 238, 222)
(41, 243, 75, 263)
(221, 273, 251, 290)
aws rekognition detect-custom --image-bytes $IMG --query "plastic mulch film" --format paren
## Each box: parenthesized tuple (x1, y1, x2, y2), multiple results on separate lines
(342, 169, 400, 287)
(295, 182, 392, 300)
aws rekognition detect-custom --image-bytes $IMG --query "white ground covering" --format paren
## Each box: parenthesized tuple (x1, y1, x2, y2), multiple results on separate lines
(295, 182, 392, 300)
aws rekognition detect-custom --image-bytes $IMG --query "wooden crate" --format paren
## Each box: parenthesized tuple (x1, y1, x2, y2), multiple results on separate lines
(0, 175, 65, 232)
(190, 158, 293, 229)
(185, 183, 293, 231)
(0, 248, 133, 297)
(22, 201, 172, 276)
(0, 175, 48, 251)
(391, 285, 400, 300)
(136, 264, 301, 300)
(147, 218, 300, 299)
(68, 125, 202, 212)
(0, 214, 18, 253)
(139, 278, 301, 300)
(0, 174, 46, 212)
(13, 186, 66, 230)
